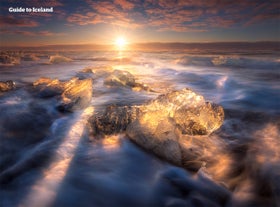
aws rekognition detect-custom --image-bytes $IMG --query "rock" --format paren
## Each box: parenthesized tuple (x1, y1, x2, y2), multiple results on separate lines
(90, 88, 224, 166)
(57, 78, 93, 112)
(0, 80, 16, 92)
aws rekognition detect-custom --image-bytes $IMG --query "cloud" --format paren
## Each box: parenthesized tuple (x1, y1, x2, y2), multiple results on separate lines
(65, 0, 280, 32)
(7, 0, 63, 7)
(67, 0, 142, 28)
(0, 29, 65, 36)
(244, 3, 280, 26)
(67, 13, 102, 25)
(88, 1, 116, 15)
(114, 0, 134, 10)
(37, 30, 65, 36)
(0, 16, 38, 27)
(147, 0, 280, 31)
(32, 0, 63, 7)
(0, 30, 35, 36)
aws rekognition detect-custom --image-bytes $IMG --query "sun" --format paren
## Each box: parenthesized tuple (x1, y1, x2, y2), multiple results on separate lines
(115, 36, 127, 50)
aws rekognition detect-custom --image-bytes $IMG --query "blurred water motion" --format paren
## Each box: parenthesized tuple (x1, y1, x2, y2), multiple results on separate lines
(0, 49, 279, 207)
(21, 107, 94, 207)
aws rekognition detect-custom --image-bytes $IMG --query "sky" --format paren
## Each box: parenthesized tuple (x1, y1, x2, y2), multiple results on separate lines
(0, 0, 279, 47)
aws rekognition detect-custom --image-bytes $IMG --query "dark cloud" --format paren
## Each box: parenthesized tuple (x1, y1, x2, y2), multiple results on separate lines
(0, 29, 65, 36)
(6, 0, 63, 7)
(0, 15, 38, 27)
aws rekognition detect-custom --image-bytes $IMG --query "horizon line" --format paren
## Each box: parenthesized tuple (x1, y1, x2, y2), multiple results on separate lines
(1, 40, 280, 48)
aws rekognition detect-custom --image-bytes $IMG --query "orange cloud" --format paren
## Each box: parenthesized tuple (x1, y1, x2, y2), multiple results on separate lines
(114, 0, 134, 10)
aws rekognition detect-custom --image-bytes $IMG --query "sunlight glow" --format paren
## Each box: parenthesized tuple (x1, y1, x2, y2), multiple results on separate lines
(115, 36, 127, 50)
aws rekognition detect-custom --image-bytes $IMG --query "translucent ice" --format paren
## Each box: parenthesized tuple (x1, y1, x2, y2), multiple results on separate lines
(90, 88, 224, 165)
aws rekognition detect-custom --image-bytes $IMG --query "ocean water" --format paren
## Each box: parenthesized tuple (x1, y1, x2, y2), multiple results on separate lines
(0, 48, 279, 207)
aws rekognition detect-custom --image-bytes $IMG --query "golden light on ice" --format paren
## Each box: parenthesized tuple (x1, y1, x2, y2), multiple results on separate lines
(115, 36, 127, 50)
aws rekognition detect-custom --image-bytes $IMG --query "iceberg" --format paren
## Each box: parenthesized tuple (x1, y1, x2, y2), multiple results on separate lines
(33, 77, 66, 97)
(0, 80, 16, 92)
(104, 70, 136, 88)
(33, 77, 92, 112)
(21, 54, 39, 61)
(57, 78, 93, 112)
(49, 55, 72, 64)
(0, 53, 20, 66)
(90, 88, 224, 166)
(104, 69, 154, 92)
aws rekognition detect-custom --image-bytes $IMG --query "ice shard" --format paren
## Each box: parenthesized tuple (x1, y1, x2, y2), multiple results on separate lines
(90, 88, 224, 165)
